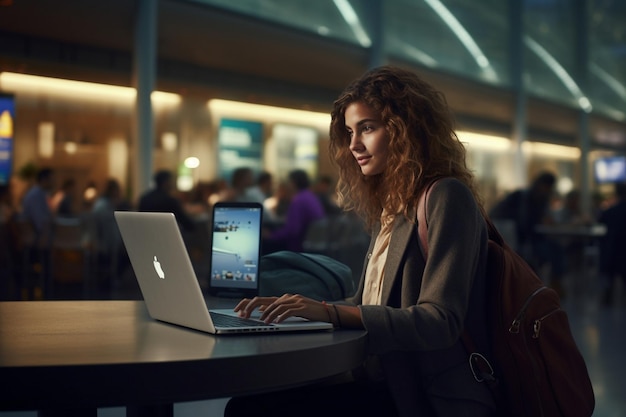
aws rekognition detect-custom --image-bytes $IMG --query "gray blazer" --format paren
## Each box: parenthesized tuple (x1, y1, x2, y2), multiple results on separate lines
(348, 178, 495, 416)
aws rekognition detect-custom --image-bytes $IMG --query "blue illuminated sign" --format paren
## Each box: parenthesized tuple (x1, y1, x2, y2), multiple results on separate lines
(0, 94, 15, 185)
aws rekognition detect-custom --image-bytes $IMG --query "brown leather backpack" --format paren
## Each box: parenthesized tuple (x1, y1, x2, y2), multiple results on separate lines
(417, 180, 595, 417)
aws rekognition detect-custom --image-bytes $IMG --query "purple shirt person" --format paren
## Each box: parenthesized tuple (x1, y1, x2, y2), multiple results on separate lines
(265, 170, 325, 252)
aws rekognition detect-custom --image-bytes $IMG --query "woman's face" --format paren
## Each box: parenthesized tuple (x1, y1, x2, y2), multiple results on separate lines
(345, 101, 389, 177)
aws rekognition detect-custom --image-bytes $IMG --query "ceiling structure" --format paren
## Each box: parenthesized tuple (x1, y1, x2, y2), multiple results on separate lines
(0, 0, 625, 150)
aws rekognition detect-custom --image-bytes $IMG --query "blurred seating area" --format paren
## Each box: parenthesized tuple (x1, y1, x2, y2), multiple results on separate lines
(302, 213, 369, 289)
(1, 214, 130, 301)
(0, 209, 374, 302)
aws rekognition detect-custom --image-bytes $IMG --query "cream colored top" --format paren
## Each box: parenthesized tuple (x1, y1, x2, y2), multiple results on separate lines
(362, 212, 395, 305)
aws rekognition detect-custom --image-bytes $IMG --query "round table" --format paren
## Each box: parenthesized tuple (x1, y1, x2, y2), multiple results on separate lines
(0, 300, 368, 416)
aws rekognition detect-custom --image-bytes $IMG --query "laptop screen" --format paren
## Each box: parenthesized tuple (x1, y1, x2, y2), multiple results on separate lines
(208, 202, 263, 297)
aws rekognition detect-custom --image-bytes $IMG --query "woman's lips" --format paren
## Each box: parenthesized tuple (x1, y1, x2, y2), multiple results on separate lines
(356, 156, 371, 166)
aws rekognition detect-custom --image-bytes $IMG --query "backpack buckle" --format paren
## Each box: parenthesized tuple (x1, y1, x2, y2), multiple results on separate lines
(469, 352, 496, 383)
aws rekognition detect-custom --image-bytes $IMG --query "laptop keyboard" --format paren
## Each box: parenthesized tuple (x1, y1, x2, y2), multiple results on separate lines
(210, 311, 274, 328)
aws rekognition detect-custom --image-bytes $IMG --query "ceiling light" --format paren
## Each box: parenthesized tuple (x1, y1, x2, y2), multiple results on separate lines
(0, 72, 180, 106)
(207, 99, 330, 130)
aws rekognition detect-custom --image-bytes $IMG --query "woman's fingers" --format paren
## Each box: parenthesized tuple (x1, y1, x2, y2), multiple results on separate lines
(234, 296, 277, 318)
(258, 294, 324, 323)
(234, 294, 324, 323)
(260, 300, 307, 323)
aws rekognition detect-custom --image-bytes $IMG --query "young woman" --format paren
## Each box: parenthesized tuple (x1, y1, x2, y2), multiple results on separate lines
(228, 66, 495, 417)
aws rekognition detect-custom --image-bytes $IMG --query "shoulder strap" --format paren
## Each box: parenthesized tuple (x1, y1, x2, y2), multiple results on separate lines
(416, 179, 440, 259)
(416, 179, 499, 388)
(417, 179, 506, 250)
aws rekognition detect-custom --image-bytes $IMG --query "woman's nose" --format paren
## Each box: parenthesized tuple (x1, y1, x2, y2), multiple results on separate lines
(349, 134, 363, 151)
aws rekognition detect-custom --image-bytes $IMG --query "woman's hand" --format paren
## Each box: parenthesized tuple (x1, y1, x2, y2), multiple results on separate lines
(234, 294, 329, 324)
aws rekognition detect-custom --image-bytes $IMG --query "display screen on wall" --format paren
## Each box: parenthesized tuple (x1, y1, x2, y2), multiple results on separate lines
(217, 118, 263, 181)
(272, 124, 318, 181)
(0, 93, 15, 185)
(594, 156, 626, 184)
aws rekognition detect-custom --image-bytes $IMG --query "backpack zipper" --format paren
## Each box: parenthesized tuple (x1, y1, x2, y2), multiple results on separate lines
(532, 308, 561, 339)
(509, 286, 547, 334)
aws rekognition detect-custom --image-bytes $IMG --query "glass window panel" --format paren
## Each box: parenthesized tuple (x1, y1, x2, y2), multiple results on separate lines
(192, 0, 373, 47)
(523, 0, 580, 109)
(189, 0, 626, 126)
(385, 0, 509, 87)
(589, 0, 626, 121)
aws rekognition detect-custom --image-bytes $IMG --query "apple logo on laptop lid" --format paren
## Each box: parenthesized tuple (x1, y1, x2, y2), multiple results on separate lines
(153, 256, 165, 279)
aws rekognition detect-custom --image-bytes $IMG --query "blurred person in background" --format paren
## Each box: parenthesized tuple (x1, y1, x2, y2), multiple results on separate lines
(553, 189, 587, 225)
(263, 179, 291, 227)
(312, 174, 341, 216)
(19, 167, 55, 298)
(490, 171, 565, 295)
(20, 167, 55, 244)
(51, 178, 77, 218)
(90, 178, 131, 288)
(207, 178, 230, 207)
(138, 169, 195, 232)
(552, 189, 595, 282)
(229, 167, 257, 203)
(598, 182, 626, 305)
(248, 170, 273, 202)
(262, 169, 324, 254)
(81, 180, 98, 212)
(248, 170, 280, 225)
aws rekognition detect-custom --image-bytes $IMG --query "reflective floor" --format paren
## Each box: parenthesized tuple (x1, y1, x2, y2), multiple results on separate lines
(562, 276, 626, 417)
(1, 264, 625, 417)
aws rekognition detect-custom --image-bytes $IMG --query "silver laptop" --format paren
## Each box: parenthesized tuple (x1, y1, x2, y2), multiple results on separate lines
(114, 211, 333, 334)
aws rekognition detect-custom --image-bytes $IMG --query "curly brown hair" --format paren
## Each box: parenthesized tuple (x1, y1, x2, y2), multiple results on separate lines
(329, 66, 483, 228)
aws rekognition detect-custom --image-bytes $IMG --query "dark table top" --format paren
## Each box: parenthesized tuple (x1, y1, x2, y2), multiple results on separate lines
(0, 300, 367, 411)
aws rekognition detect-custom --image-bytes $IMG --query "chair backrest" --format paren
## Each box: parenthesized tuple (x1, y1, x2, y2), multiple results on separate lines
(14, 218, 37, 249)
(302, 217, 331, 254)
(53, 218, 85, 250)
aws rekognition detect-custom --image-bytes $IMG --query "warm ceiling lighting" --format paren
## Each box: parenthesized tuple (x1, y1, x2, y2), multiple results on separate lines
(458, 130, 580, 159)
(0, 72, 180, 106)
(208, 99, 330, 130)
(522, 141, 581, 159)
(457, 131, 512, 151)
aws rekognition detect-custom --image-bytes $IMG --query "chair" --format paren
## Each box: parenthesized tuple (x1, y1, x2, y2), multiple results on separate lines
(332, 214, 369, 290)
(51, 217, 90, 297)
(0, 221, 18, 300)
(183, 216, 211, 289)
(86, 211, 122, 296)
(302, 217, 331, 255)
(14, 218, 49, 299)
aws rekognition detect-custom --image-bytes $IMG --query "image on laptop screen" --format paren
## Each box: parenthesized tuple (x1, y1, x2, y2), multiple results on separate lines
(209, 202, 263, 297)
